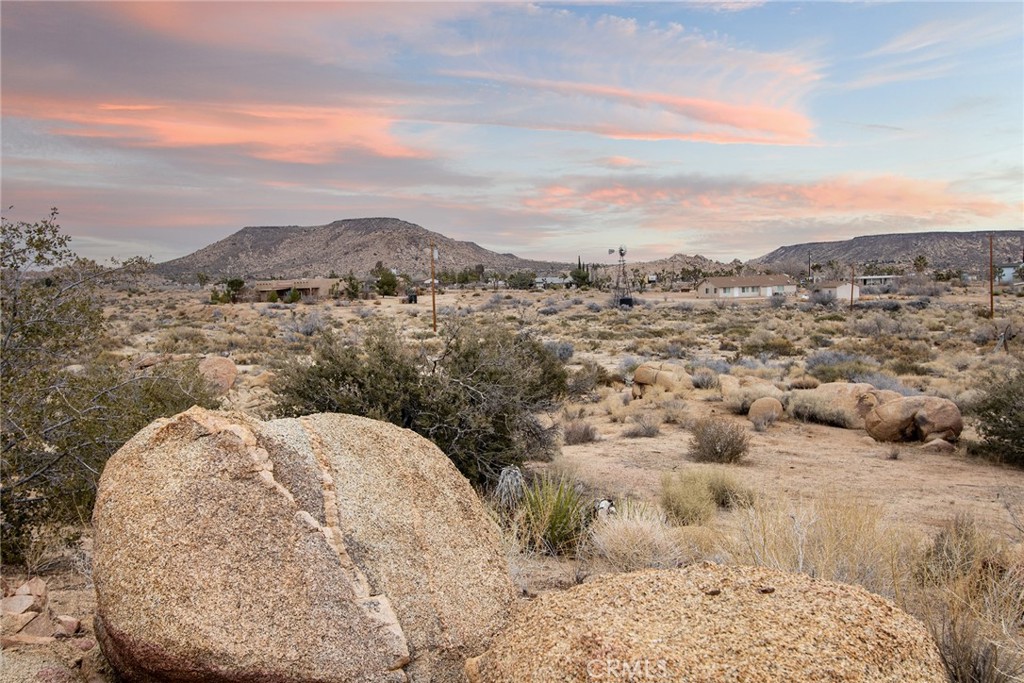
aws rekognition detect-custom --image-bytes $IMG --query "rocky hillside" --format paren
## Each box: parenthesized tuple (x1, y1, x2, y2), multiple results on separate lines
(751, 230, 1023, 271)
(154, 218, 570, 281)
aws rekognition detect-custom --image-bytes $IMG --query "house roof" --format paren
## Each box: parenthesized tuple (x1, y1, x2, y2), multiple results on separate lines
(701, 275, 792, 288)
(814, 281, 858, 289)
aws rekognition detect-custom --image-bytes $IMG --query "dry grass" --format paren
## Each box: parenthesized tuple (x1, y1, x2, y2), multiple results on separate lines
(587, 501, 688, 572)
(660, 472, 716, 526)
(622, 412, 662, 438)
(727, 493, 919, 599)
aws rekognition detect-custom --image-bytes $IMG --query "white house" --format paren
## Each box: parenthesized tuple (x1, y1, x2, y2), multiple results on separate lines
(996, 263, 1023, 284)
(813, 281, 860, 303)
(696, 275, 795, 299)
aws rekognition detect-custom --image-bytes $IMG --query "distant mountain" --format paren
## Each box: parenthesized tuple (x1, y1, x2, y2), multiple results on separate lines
(154, 218, 571, 281)
(751, 231, 1024, 271)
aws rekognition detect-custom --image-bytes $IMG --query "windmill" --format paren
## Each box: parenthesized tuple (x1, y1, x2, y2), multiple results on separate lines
(609, 245, 634, 308)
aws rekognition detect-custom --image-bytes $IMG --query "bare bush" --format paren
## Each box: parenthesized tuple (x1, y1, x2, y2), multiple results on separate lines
(689, 417, 750, 463)
(623, 412, 662, 438)
(563, 419, 599, 445)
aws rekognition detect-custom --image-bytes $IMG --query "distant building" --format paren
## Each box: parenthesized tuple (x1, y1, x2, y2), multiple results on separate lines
(853, 274, 901, 289)
(996, 263, 1023, 284)
(253, 278, 342, 301)
(696, 275, 795, 299)
(813, 281, 860, 303)
(534, 276, 572, 289)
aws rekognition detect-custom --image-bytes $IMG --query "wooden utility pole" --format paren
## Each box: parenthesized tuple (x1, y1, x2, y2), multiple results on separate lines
(430, 240, 438, 332)
(849, 264, 855, 312)
(989, 234, 994, 320)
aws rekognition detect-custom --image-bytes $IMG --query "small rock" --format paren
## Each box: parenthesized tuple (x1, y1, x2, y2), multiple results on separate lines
(920, 439, 955, 454)
(15, 577, 48, 601)
(56, 615, 81, 635)
(2, 611, 37, 633)
(21, 612, 56, 638)
(2, 594, 40, 615)
(73, 637, 97, 651)
(1, 634, 56, 648)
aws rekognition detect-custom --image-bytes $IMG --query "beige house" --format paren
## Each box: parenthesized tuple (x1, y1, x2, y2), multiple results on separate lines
(253, 278, 342, 301)
(696, 275, 795, 299)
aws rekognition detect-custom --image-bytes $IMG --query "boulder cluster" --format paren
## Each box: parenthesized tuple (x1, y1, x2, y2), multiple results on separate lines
(86, 407, 948, 683)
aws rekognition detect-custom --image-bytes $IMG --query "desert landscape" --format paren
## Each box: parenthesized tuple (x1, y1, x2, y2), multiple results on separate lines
(2, 226, 1023, 680)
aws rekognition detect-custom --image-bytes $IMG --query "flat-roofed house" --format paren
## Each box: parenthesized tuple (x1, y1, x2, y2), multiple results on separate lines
(252, 278, 342, 301)
(696, 275, 795, 299)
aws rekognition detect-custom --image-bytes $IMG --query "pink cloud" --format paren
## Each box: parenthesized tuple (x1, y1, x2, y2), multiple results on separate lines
(524, 174, 1012, 224)
(6, 95, 424, 164)
(444, 71, 814, 145)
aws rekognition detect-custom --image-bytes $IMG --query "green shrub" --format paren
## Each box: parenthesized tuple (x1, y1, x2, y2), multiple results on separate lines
(520, 475, 590, 554)
(660, 473, 715, 526)
(1, 210, 218, 564)
(689, 417, 750, 464)
(273, 319, 568, 484)
(969, 366, 1024, 466)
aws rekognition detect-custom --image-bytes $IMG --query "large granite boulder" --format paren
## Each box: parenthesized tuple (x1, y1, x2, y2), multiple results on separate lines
(197, 355, 238, 396)
(93, 407, 515, 683)
(864, 396, 963, 443)
(466, 563, 945, 683)
(632, 362, 693, 398)
(790, 382, 901, 429)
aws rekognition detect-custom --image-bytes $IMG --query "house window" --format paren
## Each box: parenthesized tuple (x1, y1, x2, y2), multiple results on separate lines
(722, 287, 732, 294)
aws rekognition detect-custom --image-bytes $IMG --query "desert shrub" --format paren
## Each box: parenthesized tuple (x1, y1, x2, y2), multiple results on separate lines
(697, 468, 754, 509)
(567, 359, 613, 397)
(969, 366, 1024, 466)
(850, 371, 918, 395)
(751, 412, 776, 432)
(660, 473, 715, 526)
(1, 210, 219, 565)
(789, 375, 820, 390)
(787, 392, 853, 428)
(520, 474, 590, 555)
(742, 335, 799, 358)
(588, 501, 686, 571)
(284, 288, 302, 304)
(658, 398, 689, 426)
(689, 417, 749, 463)
(804, 349, 878, 383)
(544, 340, 574, 362)
(273, 319, 567, 484)
(563, 419, 599, 445)
(691, 367, 720, 389)
(810, 290, 837, 307)
(623, 412, 662, 438)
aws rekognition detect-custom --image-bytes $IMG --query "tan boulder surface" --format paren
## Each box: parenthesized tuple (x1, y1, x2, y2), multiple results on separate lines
(632, 361, 693, 398)
(864, 396, 963, 443)
(466, 563, 946, 683)
(93, 406, 515, 683)
(197, 355, 238, 395)
(748, 396, 784, 424)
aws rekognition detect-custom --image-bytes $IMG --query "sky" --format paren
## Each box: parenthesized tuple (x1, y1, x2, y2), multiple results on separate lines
(2, 1, 1022, 266)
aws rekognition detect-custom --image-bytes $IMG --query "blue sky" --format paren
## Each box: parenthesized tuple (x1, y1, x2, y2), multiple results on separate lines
(2, 1, 1021, 266)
